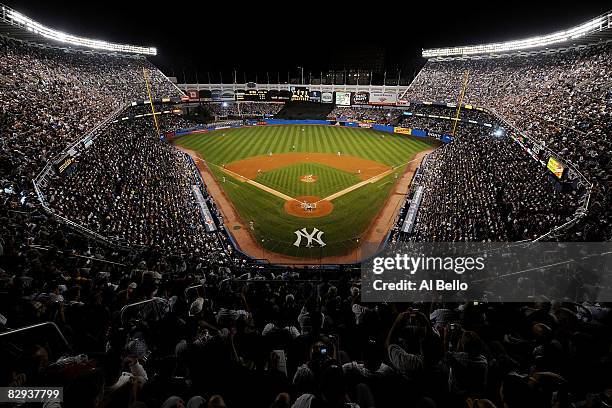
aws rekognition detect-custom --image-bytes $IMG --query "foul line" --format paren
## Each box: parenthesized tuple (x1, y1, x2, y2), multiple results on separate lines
(207, 161, 296, 202)
(316, 157, 418, 203)
(202, 156, 420, 205)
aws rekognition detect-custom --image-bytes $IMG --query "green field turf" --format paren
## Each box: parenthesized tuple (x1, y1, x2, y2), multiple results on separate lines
(255, 162, 361, 199)
(176, 125, 437, 258)
(177, 125, 434, 166)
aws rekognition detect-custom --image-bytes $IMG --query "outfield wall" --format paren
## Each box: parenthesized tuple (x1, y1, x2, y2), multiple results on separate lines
(172, 119, 454, 144)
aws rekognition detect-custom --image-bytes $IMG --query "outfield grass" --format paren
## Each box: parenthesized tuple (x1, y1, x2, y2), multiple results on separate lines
(255, 162, 361, 199)
(176, 125, 437, 258)
(177, 125, 434, 166)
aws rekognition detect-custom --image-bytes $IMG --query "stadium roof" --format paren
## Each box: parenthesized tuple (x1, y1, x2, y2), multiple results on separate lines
(423, 10, 612, 59)
(0, 3, 156, 55)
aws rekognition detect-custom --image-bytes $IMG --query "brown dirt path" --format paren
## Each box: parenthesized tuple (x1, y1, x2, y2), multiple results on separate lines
(285, 196, 333, 218)
(177, 146, 433, 265)
(226, 152, 389, 181)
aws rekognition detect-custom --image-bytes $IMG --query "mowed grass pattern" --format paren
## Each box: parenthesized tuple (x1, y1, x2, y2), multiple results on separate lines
(255, 162, 361, 198)
(176, 126, 437, 258)
(209, 164, 405, 258)
(177, 125, 434, 166)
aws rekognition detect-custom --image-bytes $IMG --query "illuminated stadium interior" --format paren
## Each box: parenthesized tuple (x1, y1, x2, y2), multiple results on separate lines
(0, 3, 611, 408)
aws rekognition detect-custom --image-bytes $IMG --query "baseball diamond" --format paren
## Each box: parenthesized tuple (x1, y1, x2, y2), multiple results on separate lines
(4, 5, 612, 407)
(176, 125, 437, 259)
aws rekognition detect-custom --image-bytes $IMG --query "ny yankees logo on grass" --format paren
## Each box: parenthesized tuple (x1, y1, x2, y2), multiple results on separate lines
(293, 228, 326, 247)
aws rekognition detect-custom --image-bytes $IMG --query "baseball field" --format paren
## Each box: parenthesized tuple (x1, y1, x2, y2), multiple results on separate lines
(175, 125, 437, 260)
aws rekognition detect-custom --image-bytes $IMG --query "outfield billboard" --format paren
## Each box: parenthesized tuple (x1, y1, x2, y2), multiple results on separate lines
(369, 92, 398, 105)
(335, 91, 351, 106)
(187, 90, 199, 100)
(220, 91, 235, 101)
(211, 90, 222, 101)
(351, 92, 370, 105)
(309, 91, 321, 102)
(321, 92, 334, 103)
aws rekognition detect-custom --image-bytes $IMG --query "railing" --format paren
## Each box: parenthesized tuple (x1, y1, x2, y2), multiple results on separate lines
(32, 104, 138, 251)
(120, 298, 169, 326)
(485, 107, 592, 241)
(0, 322, 71, 351)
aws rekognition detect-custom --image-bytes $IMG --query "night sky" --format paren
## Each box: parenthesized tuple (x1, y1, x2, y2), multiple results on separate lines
(5, 1, 610, 83)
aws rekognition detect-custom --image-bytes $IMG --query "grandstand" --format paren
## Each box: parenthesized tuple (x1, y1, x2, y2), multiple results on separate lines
(0, 4, 611, 408)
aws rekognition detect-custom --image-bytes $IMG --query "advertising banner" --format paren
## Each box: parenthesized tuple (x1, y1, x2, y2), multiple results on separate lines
(220, 91, 235, 101)
(372, 124, 395, 133)
(321, 92, 334, 103)
(211, 90, 222, 101)
(369, 92, 398, 105)
(547, 157, 565, 178)
(55, 155, 76, 175)
(335, 91, 351, 106)
(402, 186, 424, 233)
(394, 127, 411, 135)
(187, 90, 199, 100)
(351, 91, 370, 105)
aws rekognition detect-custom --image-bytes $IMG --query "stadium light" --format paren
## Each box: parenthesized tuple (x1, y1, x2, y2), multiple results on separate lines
(3, 6, 157, 55)
(422, 11, 611, 58)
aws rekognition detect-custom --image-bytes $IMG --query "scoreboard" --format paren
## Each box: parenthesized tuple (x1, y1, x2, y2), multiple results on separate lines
(291, 87, 310, 101)
(235, 89, 269, 101)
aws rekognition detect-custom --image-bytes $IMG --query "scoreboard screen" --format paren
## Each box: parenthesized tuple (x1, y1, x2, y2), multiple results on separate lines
(546, 157, 565, 179)
(236, 89, 268, 101)
(291, 87, 310, 101)
(269, 90, 291, 101)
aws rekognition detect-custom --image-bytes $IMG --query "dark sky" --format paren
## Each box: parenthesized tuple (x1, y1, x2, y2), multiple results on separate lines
(5, 1, 610, 83)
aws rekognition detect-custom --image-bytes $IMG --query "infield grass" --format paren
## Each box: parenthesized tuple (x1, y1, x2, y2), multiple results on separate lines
(255, 162, 361, 199)
(176, 125, 437, 258)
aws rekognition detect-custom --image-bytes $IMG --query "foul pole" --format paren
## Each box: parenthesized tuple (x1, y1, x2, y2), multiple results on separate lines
(143, 68, 161, 136)
(451, 70, 469, 138)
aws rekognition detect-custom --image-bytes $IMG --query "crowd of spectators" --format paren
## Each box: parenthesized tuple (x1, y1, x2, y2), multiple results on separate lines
(402, 104, 495, 125)
(0, 35, 184, 251)
(1, 31, 611, 408)
(43, 115, 225, 255)
(392, 123, 578, 242)
(397, 116, 455, 135)
(402, 42, 612, 240)
(327, 107, 401, 125)
(1, 254, 610, 408)
(206, 102, 284, 118)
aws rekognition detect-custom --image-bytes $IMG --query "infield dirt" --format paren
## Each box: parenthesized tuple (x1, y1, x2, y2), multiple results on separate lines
(177, 146, 433, 264)
(284, 196, 334, 218)
(225, 152, 389, 181)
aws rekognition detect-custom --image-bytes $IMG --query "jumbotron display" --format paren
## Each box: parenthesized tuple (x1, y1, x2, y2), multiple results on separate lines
(0, 3, 610, 408)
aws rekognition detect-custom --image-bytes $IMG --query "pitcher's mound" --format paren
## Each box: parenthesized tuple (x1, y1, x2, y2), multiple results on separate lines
(300, 174, 317, 183)
(285, 195, 333, 218)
